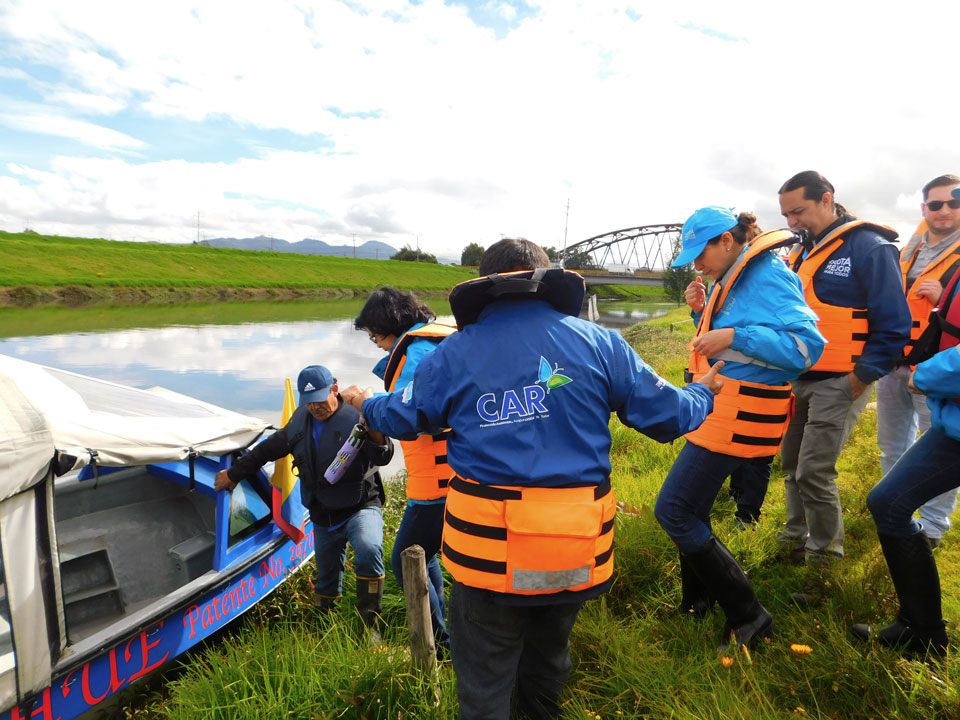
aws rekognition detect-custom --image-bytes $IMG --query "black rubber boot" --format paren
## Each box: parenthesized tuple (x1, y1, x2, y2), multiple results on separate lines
(679, 551, 715, 618)
(851, 532, 948, 657)
(312, 593, 340, 612)
(357, 576, 385, 646)
(685, 536, 773, 650)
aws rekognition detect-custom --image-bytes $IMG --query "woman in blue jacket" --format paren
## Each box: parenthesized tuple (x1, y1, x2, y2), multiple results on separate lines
(354, 287, 455, 651)
(853, 234, 960, 656)
(654, 206, 825, 648)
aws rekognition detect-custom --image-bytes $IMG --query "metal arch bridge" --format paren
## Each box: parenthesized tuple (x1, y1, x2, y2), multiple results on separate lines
(561, 223, 682, 273)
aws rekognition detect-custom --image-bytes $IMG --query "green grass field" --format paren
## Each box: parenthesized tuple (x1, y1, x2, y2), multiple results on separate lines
(0, 230, 474, 293)
(118, 308, 960, 719)
(0, 231, 667, 305)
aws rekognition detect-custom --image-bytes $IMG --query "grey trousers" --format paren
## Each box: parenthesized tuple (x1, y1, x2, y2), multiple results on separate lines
(777, 374, 872, 561)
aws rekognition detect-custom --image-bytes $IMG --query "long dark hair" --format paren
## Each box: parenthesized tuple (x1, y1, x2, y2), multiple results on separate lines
(354, 287, 436, 337)
(779, 170, 851, 218)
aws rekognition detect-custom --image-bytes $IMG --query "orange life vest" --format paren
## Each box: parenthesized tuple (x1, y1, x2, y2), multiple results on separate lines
(441, 475, 616, 595)
(384, 323, 457, 501)
(684, 230, 798, 457)
(899, 226, 960, 359)
(787, 220, 897, 373)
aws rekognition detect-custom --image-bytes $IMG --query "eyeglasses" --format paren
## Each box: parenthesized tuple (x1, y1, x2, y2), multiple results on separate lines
(367, 333, 381, 344)
(925, 198, 960, 212)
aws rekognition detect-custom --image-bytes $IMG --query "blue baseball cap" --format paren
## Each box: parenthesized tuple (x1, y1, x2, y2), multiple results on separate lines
(672, 206, 739, 267)
(953, 186, 960, 199)
(297, 365, 335, 405)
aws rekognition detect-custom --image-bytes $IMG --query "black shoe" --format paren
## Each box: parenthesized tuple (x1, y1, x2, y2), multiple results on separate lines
(679, 551, 715, 618)
(852, 533, 949, 657)
(685, 536, 773, 649)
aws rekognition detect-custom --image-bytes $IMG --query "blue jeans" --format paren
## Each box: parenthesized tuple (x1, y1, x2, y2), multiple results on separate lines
(449, 581, 583, 720)
(728, 456, 774, 522)
(313, 506, 384, 596)
(867, 428, 960, 537)
(876, 366, 958, 539)
(391, 501, 448, 645)
(655, 442, 764, 554)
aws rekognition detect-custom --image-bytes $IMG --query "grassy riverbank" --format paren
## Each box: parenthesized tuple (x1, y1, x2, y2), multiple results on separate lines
(0, 230, 474, 306)
(121, 308, 960, 719)
(0, 231, 666, 306)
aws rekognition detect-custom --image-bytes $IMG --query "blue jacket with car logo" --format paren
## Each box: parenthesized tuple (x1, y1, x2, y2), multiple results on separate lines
(361, 298, 714, 489)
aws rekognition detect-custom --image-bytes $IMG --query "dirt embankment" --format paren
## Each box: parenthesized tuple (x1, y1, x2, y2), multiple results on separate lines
(0, 285, 376, 308)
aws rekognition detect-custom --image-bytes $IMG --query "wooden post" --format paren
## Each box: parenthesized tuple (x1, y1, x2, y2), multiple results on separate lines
(401, 544, 438, 675)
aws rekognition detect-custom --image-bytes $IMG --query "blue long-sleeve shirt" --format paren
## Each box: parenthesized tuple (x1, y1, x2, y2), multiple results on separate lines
(361, 299, 714, 489)
(693, 249, 825, 384)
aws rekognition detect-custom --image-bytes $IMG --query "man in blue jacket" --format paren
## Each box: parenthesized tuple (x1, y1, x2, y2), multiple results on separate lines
(343, 238, 721, 720)
(777, 171, 911, 606)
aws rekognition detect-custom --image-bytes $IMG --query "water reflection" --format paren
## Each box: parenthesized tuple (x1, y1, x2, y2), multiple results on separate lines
(0, 299, 673, 476)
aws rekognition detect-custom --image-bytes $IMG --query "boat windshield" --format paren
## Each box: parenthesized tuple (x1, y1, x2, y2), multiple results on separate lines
(227, 478, 271, 541)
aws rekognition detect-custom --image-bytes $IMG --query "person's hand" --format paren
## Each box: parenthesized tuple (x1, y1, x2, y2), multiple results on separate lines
(691, 328, 735, 358)
(214, 469, 237, 493)
(695, 360, 725, 395)
(341, 385, 374, 412)
(340, 384, 372, 411)
(907, 370, 925, 395)
(848, 372, 870, 400)
(914, 280, 943, 305)
(685, 276, 706, 313)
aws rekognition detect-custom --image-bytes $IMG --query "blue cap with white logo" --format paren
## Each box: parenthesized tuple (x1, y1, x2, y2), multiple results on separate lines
(672, 206, 739, 267)
(297, 365, 335, 405)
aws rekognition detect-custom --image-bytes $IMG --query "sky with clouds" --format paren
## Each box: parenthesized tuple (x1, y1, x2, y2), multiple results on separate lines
(2, 0, 959, 261)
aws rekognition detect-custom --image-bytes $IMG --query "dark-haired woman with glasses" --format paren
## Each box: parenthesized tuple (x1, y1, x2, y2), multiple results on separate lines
(354, 287, 456, 651)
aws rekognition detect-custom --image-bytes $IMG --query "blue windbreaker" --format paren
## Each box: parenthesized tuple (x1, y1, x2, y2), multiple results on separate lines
(361, 299, 714, 489)
(693, 249, 825, 384)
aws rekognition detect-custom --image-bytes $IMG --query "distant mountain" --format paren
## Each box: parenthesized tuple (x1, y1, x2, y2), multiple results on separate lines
(200, 235, 398, 260)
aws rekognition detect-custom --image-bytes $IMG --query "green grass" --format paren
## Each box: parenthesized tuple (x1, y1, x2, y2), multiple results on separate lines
(121, 309, 960, 719)
(0, 230, 473, 292)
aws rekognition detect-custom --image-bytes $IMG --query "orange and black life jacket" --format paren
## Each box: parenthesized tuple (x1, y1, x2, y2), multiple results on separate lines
(684, 230, 799, 457)
(444, 268, 612, 595)
(787, 220, 898, 373)
(384, 323, 457, 501)
(899, 228, 960, 359)
(441, 475, 616, 595)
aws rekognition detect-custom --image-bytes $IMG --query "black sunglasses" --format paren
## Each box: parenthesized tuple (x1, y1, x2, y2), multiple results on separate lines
(925, 198, 960, 211)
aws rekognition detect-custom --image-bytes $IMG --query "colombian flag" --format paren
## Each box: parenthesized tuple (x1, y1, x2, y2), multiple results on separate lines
(270, 378, 307, 542)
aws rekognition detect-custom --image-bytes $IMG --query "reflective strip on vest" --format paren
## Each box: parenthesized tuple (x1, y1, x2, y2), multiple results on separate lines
(791, 222, 879, 373)
(900, 239, 960, 356)
(385, 324, 457, 500)
(442, 476, 616, 595)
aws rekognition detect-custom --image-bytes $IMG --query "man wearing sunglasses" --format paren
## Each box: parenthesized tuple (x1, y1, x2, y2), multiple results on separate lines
(877, 174, 960, 548)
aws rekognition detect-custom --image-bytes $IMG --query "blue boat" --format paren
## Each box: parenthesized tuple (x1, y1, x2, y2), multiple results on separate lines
(0, 354, 312, 720)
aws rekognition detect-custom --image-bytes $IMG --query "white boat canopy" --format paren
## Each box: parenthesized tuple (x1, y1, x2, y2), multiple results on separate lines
(0, 353, 271, 497)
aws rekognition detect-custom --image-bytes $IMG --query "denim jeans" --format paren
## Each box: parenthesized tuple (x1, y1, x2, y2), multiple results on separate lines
(655, 442, 764, 554)
(449, 581, 583, 720)
(876, 365, 958, 539)
(728, 456, 774, 522)
(391, 501, 448, 646)
(313, 506, 384, 596)
(867, 428, 960, 537)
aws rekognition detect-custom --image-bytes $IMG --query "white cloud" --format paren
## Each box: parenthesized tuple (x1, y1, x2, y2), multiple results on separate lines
(1, 0, 959, 256)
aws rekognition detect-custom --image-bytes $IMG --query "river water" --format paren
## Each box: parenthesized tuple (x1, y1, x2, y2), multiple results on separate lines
(0, 298, 673, 476)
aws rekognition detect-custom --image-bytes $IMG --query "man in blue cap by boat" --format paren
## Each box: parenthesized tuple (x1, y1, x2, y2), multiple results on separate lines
(215, 365, 393, 643)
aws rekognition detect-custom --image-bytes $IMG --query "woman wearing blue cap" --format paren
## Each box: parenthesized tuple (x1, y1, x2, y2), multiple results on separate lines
(654, 206, 825, 648)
